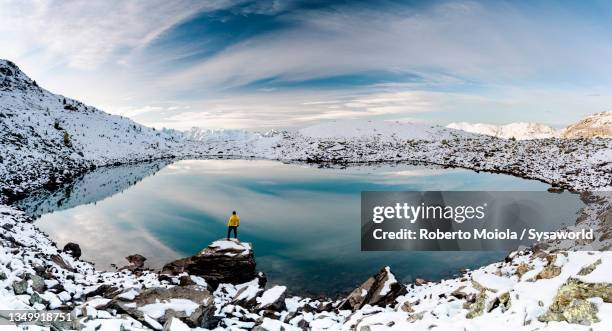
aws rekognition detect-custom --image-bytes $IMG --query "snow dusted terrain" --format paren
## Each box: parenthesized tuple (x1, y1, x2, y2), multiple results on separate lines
(446, 122, 560, 140)
(563, 111, 612, 139)
(0, 60, 611, 330)
(447, 112, 612, 140)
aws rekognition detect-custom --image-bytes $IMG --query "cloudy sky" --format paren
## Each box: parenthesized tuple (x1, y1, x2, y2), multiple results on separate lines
(2, 0, 612, 130)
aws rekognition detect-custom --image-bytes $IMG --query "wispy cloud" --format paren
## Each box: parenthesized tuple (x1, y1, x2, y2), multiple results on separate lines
(2, 0, 612, 129)
(0, 0, 240, 69)
(163, 1, 612, 90)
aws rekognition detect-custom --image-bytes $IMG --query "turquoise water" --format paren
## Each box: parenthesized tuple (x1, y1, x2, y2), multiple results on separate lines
(35, 160, 582, 297)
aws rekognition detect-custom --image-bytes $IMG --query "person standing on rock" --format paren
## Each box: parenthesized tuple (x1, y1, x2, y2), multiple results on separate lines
(227, 211, 240, 240)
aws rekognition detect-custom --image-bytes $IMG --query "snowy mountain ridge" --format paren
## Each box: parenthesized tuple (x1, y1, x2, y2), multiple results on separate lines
(447, 122, 561, 140)
(0, 59, 191, 200)
(447, 112, 612, 140)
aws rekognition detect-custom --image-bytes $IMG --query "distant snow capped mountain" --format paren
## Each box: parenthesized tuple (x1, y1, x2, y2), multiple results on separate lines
(300, 119, 480, 141)
(562, 111, 612, 138)
(183, 127, 279, 142)
(446, 122, 560, 140)
(184, 128, 257, 142)
(448, 112, 612, 140)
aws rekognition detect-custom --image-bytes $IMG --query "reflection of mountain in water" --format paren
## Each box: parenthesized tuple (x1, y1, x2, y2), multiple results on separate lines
(17, 160, 174, 217)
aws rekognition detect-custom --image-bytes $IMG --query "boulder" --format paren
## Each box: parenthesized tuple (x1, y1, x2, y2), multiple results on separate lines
(231, 280, 264, 309)
(109, 285, 213, 329)
(12, 279, 28, 295)
(28, 274, 46, 292)
(162, 239, 256, 287)
(539, 278, 611, 324)
(62, 242, 81, 259)
(119, 254, 148, 273)
(126, 254, 147, 268)
(339, 266, 407, 311)
(414, 278, 428, 286)
(50, 254, 75, 272)
(256, 285, 287, 311)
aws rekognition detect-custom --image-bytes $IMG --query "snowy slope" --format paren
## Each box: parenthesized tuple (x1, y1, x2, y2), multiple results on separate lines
(447, 122, 560, 140)
(562, 111, 612, 138)
(0, 59, 191, 202)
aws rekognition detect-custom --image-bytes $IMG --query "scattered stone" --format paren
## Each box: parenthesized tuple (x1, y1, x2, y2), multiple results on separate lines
(465, 290, 487, 319)
(563, 299, 600, 325)
(109, 285, 213, 329)
(62, 242, 81, 259)
(338, 276, 374, 310)
(12, 279, 28, 295)
(29, 274, 46, 292)
(399, 301, 414, 313)
(450, 286, 469, 300)
(126, 254, 147, 268)
(339, 266, 407, 311)
(536, 265, 561, 280)
(178, 275, 195, 286)
(232, 282, 264, 309)
(414, 278, 428, 286)
(577, 259, 602, 276)
(539, 278, 611, 325)
(50, 254, 75, 272)
(30, 291, 44, 306)
(487, 292, 511, 313)
(257, 286, 287, 311)
(516, 263, 532, 279)
(163, 317, 190, 331)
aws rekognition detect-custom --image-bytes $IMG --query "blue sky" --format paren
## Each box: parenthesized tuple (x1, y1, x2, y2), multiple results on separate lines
(2, 0, 612, 129)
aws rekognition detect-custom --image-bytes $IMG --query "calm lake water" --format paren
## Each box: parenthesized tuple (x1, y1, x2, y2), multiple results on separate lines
(33, 160, 582, 297)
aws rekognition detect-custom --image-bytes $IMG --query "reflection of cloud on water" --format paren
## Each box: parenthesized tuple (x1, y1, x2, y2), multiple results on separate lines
(37, 206, 181, 270)
(35, 159, 558, 294)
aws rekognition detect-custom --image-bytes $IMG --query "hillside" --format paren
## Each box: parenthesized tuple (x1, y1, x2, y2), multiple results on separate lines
(563, 111, 612, 139)
(0, 60, 187, 201)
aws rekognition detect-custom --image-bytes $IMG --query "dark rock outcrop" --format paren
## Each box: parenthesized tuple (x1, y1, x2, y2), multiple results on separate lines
(339, 266, 407, 311)
(162, 239, 256, 288)
(62, 242, 81, 259)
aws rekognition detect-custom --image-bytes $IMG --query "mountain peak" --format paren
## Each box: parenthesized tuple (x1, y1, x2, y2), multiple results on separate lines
(0, 59, 38, 92)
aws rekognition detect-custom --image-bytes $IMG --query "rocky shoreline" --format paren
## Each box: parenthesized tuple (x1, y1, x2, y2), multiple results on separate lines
(0, 186, 610, 330)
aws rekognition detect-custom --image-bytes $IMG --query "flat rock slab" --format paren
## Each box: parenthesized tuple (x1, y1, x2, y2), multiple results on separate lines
(162, 239, 256, 288)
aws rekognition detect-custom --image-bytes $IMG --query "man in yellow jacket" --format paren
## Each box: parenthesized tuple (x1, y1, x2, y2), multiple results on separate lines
(227, 211, 240, 240)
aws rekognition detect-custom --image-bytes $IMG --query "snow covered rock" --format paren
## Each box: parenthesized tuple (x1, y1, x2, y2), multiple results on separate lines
(163, 317, 191, 331)
(339, 266, 406, 311)
(112, 285, 213, 329)
(257, 285, 287, 312)
(162, 239, 256, 287)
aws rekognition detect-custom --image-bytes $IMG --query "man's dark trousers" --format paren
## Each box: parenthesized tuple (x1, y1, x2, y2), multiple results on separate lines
(227, 226, 238, 239)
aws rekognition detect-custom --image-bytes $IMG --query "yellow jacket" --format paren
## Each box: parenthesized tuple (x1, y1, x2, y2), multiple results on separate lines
(227, 214, 240, 227)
